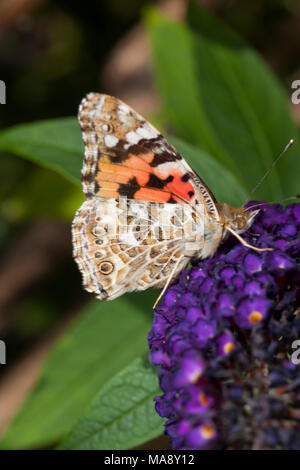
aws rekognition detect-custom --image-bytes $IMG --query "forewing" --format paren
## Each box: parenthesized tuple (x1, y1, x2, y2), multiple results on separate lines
(78, 93, 218, 218)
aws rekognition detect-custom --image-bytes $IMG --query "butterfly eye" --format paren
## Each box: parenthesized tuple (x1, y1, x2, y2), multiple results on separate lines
(237, 217, 246, 230)
(99, 261, 114, 275)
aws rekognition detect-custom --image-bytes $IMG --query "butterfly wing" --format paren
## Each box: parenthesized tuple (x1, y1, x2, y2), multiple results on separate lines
(78, 93, 219, 219)
(73, 93, 221, 300)
(72, 197, 192, 299)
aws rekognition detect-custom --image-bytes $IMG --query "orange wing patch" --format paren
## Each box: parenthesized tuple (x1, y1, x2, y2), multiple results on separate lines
(95, 149, 196, 204)
(133, 188, 172, 203)
(159, 172, 195, 202)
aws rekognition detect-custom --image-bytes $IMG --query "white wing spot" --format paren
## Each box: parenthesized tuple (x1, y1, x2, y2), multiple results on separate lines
(104, 135, 119, 147)
(102, 124, 109, 132)
(136, 125, 158, 139)
(118, 104, 130, 114)
(126, 131, 141, 145)
(153, 161, 179, 177)
(118, 111, 130, 126)
(90, 132, 96, 145)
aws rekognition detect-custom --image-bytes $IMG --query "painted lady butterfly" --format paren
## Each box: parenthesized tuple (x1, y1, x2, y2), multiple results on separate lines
(72, 93, 269, 306)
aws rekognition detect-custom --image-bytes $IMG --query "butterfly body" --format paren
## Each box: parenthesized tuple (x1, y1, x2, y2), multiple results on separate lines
(72, 93, 259, 302)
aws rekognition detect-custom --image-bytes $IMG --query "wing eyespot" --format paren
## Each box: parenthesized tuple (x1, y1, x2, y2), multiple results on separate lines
(99, 261, 114, 275)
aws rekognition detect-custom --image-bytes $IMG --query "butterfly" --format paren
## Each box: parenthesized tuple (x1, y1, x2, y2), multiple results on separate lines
(72, 93, 270, 306)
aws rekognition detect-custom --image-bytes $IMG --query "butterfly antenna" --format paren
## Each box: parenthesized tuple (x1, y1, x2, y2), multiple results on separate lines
(244, 139, 294, 205)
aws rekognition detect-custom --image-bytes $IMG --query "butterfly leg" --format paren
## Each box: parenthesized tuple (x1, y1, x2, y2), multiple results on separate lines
(153, 253, 185, 309)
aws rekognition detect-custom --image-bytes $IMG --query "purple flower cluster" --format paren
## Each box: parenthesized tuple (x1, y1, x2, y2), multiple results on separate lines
(148, 202, 300, 450)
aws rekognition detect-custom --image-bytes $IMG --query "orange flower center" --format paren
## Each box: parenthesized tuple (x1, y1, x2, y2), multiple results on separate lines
(224, 342, 235, 354)
(199, 393, 209, 406)
(249, 311, 263, 324)
(201, 425, 215, 439)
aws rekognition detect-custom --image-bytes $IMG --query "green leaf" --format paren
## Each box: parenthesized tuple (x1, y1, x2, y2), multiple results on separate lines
(8, 166, 84, 221)
(0, 118, 82, 186)
(0, 292, 156, 449)
(59, 356, 163, 450)
(146, 4, 300, 202)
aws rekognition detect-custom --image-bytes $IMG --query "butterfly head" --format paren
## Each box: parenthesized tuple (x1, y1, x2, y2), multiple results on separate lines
(218, 203, 260, 235)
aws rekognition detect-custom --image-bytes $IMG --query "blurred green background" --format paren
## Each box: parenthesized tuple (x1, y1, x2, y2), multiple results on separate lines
(0, 0, 299, 450)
